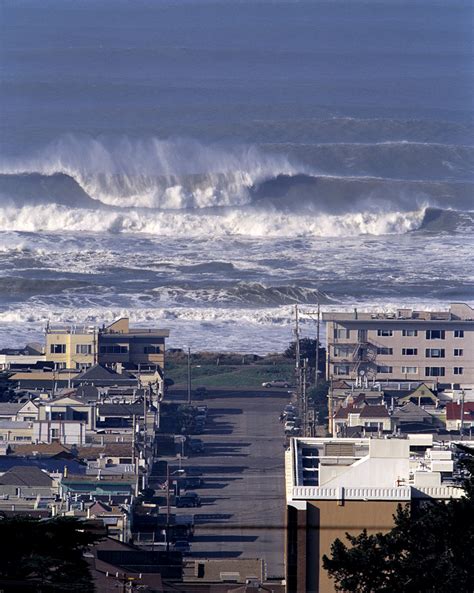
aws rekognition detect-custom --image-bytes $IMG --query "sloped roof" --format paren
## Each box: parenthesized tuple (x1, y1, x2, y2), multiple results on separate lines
(446, 402, 474, 421)
(98, 403, 144, 417)
(0, 465, 53, 487)
(10, 442, 72, 458)
(75, 364, 126, 382)
(332, 380, 351, 389)
(75, 385, 100, 401)
(334, 405, 354, 419)
(0, 403, 23, 415)
(0, 456, 86, 475)
(359, 404, 390, 418)
(75, 443, 134, 460)
(88, 500, 113, 514)
(392, 401, 433, 421)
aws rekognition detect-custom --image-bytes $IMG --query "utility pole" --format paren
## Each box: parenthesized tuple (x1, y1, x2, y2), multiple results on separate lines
(315, 301, 320, 389)
(143, 385, 147, 456)
(166, 463, 171, 552)
(460, 389, 466, 441)
(294, 304, 300, 397)
(302, 358, 308, 436)
(294, 305, 302, 426)
(187, 347, 192, 404)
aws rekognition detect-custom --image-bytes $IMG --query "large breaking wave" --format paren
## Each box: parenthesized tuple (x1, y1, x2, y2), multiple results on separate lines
(1, 135, 472, 237)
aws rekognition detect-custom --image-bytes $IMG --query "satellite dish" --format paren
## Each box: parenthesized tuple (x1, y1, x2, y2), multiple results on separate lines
(359, 370, 365, 376)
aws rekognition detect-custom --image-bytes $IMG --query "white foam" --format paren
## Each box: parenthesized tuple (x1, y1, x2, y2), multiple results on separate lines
(1, 297, 471, 354)
(0, 202, 426, 237)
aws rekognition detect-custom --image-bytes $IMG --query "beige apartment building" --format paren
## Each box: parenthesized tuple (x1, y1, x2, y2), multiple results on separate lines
(323, 302, 474, 386)
(46, 318, 169, 371)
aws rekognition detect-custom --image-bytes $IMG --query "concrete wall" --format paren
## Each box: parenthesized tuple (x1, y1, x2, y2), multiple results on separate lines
(307, 499, 401, 593)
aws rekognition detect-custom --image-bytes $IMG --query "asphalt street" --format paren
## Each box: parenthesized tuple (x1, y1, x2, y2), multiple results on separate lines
(168, 388, 290, 579)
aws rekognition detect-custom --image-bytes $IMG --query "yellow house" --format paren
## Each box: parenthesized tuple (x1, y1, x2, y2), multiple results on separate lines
(45, 323, 97, 370)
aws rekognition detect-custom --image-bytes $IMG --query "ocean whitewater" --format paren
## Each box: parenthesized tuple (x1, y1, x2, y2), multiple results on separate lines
(0, 134, 473, 352)
(1, 0, 473, 352)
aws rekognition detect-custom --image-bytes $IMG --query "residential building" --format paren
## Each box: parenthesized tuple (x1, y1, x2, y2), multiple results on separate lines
(0, 465, 58, 504)
(45, 323, 97, 370)
(285, 436, 465, 593)
(45, 317, 169, 371)
(445, 402, 474, 433)
(0, 421, 34, 444)
(392, 401, 437, 431)
(0, 351, 46, 371)
(323, 302, 474, 386)
(333, 403, 391, 435)
(37, 394, 96, 430)
(32, 420, 87, 445)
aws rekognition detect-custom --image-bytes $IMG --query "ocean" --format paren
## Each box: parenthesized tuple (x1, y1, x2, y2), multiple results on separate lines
(0, 0, 473, 352)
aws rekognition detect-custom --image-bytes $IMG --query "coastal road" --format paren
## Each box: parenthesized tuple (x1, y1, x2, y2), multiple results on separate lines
(168, 388, 289, 579)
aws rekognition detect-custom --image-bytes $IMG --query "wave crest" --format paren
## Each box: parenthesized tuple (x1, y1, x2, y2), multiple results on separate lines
(1, 135, 298, 209)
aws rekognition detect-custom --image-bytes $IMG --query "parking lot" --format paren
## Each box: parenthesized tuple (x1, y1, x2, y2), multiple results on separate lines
(166, 387, 290, 579)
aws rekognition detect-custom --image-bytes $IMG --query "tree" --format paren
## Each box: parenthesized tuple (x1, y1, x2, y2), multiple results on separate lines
(308, 381, 329, 426)
(0, 516, 102, 592)
(284, 338, 325, 374)
(322, 446, 474, 593)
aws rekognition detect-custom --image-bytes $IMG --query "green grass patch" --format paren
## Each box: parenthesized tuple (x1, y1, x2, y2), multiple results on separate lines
(167, 362, 294, 389)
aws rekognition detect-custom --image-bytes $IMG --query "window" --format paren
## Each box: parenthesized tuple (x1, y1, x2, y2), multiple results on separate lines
(377, 329, 393, 337)
(76, 362, 91, 370)
(402, 366, 418, 374)
(402, 329, 418, 337)
(377, 365, 393, 373)
(454, 349, 463, 357)
(402, 348, 418, 356)
(76, 344, 92, 355)
(425, 348, 445, 358)
(334, 346, 351, 358)
(144, 345, 160, 354)
(50, 428, 60, 439)
(54, 362, 66, 370)
(50, 344, 66, 354)
(454, 330, 464, 338)
(334, 328, 350, 339)
(425, 367, 445, 377)
(426, 330, 445, 340)
(454, 367, 464, 375)
(100, 345, 128, 354)
(334, 364, 350, 375)
(72, 410, 88, 422)
(377, 347, 393, 355)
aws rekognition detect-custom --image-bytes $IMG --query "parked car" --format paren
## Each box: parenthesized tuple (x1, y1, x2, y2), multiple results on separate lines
(176, 492, 201, 508)
(262, 380, 291, 388)
(188, 438, 204, 454)
(173, 540, 191, 553)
